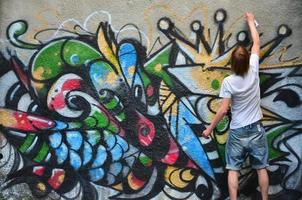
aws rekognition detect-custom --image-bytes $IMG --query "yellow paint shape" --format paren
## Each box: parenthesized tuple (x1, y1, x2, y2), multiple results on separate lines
(128, 66, 136, 75)
(34, 66, 45, 80)
(111, 41, 117, 55)
(164, 166, 188, 188)
(170, 100, 179, 116)
(112, 183, 123, 191)
(127, 172, 144, 190)
(155, 63, 162, 72)
(181, 169, 195, 182)
(215, 132, 228, 144)
(58, 174, 65, 183)
(209, 98, 221, 112)
(159, 81, 170, 97)
(97, 24, 121, 74)
(190, 68, 229, 95)
(33, 82, 45, 90)
(262, 108, 279, 120)
(261, 109, 282, 127)
(36, 182, 46, 192)
(0, 110, 17, 127)
(161, 92, 176, 113)
(106, 72, 118, 84)
(261, 60, 302, 69)
(260, 44, 274, 60)
(159, 81, 178, 113)
(262, 119, 280, 127)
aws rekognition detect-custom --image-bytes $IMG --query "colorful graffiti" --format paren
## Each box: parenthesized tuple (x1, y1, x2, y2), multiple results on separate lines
(0, 8, 301, 200)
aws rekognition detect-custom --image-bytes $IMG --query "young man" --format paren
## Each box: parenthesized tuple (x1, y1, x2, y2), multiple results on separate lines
(202, 12, 269, 200)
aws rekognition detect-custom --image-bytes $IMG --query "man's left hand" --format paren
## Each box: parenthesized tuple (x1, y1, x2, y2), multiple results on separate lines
(202, 128, 212, 138)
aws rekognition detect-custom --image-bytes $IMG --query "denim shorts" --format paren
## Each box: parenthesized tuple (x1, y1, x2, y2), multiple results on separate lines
(225, 121, 269, 170)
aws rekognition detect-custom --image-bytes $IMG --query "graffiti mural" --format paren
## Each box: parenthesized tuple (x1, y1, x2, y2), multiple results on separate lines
(0, 7, 301, 200)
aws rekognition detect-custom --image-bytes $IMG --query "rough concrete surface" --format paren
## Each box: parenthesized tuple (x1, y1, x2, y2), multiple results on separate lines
(0, 0, 301, 199)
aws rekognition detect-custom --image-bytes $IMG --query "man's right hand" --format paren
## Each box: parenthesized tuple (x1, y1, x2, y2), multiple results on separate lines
(245, 12, 255, 23)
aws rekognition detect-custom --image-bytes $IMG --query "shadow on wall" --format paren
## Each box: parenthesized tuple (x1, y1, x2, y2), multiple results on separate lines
(0, 7, 301, 200)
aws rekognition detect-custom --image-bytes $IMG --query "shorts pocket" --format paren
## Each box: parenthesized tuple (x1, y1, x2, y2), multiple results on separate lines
(250, 132, 267, 157)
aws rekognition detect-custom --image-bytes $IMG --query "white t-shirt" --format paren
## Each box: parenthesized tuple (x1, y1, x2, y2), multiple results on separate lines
(219, 54, 263, 129)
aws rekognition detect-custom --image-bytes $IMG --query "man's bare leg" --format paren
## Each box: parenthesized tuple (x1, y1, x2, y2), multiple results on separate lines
(228, 170, 239, 200)
(257, 168, 269, 200)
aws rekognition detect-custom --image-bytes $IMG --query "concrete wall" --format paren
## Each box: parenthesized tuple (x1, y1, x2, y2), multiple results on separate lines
(0, 0, 301, 199)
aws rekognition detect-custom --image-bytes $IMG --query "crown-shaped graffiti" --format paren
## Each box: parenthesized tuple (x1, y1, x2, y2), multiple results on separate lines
(155, 9, 300, 70)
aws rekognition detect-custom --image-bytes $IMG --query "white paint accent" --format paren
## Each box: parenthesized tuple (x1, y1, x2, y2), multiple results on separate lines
(175, 52, 187, 65)
(0, 71, 18, 107)
(8, 131, 26, 138)
(199, 137, 212, 144)
(84, 10, 112, 30)
(213, 167, 224, 173)
(267, 184, 283, 195)
(50, 18, 82, 40)
(25, 136, 38, 153)
(207, 150, 219, 160)
(17, 94, 33, 112)
(147, 101, 160, 115)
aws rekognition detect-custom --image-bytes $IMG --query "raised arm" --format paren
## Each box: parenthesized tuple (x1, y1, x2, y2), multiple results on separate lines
(245, 12, 260, 56)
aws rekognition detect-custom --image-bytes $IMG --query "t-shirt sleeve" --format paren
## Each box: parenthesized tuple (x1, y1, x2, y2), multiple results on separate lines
(219, 79, 231, 98)
(250, 53, 260, 73)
